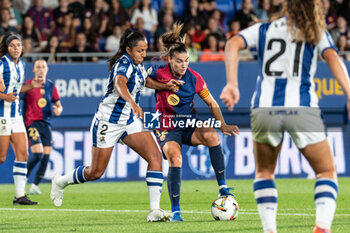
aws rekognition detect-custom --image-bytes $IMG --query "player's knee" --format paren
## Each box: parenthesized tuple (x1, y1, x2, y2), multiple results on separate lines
(167, 155, 182, 167)
(202, 131, 220, 147)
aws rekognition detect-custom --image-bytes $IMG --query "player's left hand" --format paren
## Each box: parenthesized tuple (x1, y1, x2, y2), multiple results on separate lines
(220, 124, 239, 136)
(220, 84, 240, 111)
(165, 79, 184, 92)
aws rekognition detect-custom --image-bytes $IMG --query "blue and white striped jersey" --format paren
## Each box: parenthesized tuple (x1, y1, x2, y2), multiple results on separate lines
(0, 54, 25, 118)
(95, 53, 148, 125)
(238, 17, 337, 108)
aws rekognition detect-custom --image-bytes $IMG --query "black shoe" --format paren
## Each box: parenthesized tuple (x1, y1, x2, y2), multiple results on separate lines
(13, 195, 39, 205)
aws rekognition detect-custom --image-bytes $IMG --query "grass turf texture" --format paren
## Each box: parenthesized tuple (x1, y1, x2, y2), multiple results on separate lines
(0, 178, 349, 233)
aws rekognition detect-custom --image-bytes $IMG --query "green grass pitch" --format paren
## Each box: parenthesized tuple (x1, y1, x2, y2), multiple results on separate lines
(0, 178, 349, 233)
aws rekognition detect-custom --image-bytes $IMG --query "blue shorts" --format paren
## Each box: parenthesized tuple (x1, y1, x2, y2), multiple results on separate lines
(27, 121, 53, 147)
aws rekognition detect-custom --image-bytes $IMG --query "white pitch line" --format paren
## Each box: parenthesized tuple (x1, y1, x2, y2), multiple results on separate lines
(0, 208, 349, 217)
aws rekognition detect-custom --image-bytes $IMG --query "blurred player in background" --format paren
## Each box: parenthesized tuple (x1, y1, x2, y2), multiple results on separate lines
(147, 23, 239, 222)
(50, 29, 181, 222)
(0, 33, 42, 205)
(22, 58, 63, 195)
(221, 0, 350, 232)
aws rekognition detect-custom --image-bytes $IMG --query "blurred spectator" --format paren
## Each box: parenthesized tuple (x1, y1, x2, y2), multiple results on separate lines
(268, 0, 284, 18)
(185, 23, 206, 48)
(211, 9, 226, 33)
(133, 17, 154, 50)
(27, 0, 56, 42)
(68, 0, 86, 19)
(121, 20, 132, 31)
(42, 35, 62, 63)
(54, 13, 76, 52)
(70, 32, 99, 62)
(254, 0, 270, 22)
(120, 0, 140, 16)
(183, 0, 206, 31)
(330, 16, 350, 45)
(21, 15, 43, 51)
(53, 0, 70, 28)
(233, 0, 257, 30)
(107, 0, 129, 34)
(204, 17, 226, 50)
(200, 34, 225, 62)
(105, 24, 122, 53)
(79, 17, 99, 51)
(226, 20, 241, 39)
(12, 0, 31, 15)
(89, 0, 109, 37)
(155, 12, 174, 42)
(0, 8, 19, 34)
(44, 0, 59, 9)
(198, 0, 216, 18)
(323, 0, 338, 31)
(131, 0, 158, 35)
(1, 0, 22, 30)
(335, 0, 349, 21)
(23, 37, 34, 54)
(337, 35, 350, 61)
(158, 0, 179, 27)
(184, 33, 199, 62)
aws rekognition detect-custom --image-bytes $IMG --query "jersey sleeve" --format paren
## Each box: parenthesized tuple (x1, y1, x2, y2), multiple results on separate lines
(146, 64, 159, 80)
(113, 58, 132, 80)
(317, 31, 338, 58)
(237, 22, 262, 49)
(52, 84, 60, 102)
(194, 71, 207, 94)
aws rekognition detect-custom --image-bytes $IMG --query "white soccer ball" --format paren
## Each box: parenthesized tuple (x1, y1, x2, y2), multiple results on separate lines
(211, 195, 239, 221)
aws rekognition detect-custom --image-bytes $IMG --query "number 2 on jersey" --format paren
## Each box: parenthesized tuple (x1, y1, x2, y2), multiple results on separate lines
(264, 39, 303, 77)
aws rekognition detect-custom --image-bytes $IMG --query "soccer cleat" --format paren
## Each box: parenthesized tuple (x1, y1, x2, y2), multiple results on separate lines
(219, 187, 235, 197)
(29, 184, 42, 195)
(313, 225, 331, 233)
(50, 174, 64, 207)
(147, 209, 172, 222)
(171, 211, 184, 222)
(13, 195, 38, 205)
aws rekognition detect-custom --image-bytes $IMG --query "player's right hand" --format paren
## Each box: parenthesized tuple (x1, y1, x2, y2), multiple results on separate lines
(220, 84, 240, 111)
(130, 102, 143, 119)
(2, 92, 18, 103)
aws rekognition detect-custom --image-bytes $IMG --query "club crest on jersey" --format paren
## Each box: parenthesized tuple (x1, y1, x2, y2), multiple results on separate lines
(38, 98, 47, 108)
(167, 94, 180, 106)
(100, 136, 105, 143)
(185, 134, 230, 178)
(40, 88, 45, 95)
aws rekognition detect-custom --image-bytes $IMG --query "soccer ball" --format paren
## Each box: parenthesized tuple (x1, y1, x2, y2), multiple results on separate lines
(211, 195, 239, 221)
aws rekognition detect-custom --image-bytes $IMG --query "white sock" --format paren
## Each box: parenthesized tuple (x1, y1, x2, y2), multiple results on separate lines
(56, 166, 87, 189)
(254, 179, 278, 233)
(13, 161, 27, 198)
(146, 171, 163, 210)
(314, 178, 338, 230)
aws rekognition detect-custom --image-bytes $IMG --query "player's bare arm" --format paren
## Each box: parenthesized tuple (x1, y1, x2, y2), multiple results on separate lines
(53, 100, 63, 116)
(115, 75, 143, 119)
(0, 92, 18, 103)
(200, 89, 239, 136)
(19, 78, 44, 93)
(145, 78, 184, 92)
(0, 78, 5, 92)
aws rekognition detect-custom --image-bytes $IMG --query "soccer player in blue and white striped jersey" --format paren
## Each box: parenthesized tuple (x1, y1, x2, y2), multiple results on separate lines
(0, 33, 43, 205)
(221, 0, 350, 232)
(50, 29, 181, 222)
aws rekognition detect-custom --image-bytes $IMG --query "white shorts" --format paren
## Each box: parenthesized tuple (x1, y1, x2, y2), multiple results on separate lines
(90, 116, 148, 148)
(0, 117, 26, 136)
(250, 108, 326, 149)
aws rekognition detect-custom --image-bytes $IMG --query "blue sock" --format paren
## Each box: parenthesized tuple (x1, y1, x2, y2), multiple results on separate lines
(209, 145, 226, 188)
(27, 153, 43, 177)
(34, 154, 50, 185)
(167, 167, 181, 213)
(73, 166, 87, 184)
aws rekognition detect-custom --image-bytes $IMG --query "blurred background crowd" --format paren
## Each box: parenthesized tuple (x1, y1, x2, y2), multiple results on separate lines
(1, 0, 350, 62)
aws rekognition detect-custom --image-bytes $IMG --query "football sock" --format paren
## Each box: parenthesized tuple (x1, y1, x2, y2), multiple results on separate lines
(13, 161, 27, 198)
(56, 166, 87, 188)
(167, 167, 181, 213)
(27, 153, 43, 177)
(254, 179, 278, 233)
(314, 178, 338, 230)
(209, 145, 227, 189)
(146, 170, 163, 210)
(34, 154, 50, 185)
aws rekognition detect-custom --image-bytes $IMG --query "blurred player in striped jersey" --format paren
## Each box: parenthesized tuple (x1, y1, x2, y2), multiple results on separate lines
(147, 23, 239, 222)
(221, 0, 350, 232)
(50, 29, 182, 222)
(22, 59, 63, 195)
(0, 33, 43, 205)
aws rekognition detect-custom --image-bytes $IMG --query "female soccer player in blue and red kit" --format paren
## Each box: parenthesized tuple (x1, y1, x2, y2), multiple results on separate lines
(147, 23, 240, 221)
(22, 59, 63, 195)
